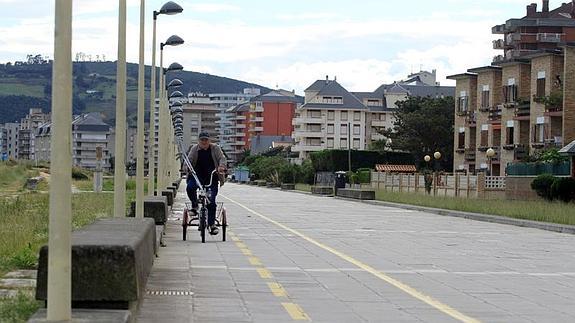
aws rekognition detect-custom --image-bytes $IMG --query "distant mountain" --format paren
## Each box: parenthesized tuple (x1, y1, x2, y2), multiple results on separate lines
(0, 61, 270, 125)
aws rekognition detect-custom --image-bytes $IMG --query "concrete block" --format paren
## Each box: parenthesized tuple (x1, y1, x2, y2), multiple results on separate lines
(281, 183, 296, 190)
(28, 309, 131, 323)
(167, 186, 177, 198)
(161, 190, 174, 206)
(128, 196, 168, 225)
(337, 188, 376, 200)
(36, 218, 156, 309)
(311, 186, 334, 196)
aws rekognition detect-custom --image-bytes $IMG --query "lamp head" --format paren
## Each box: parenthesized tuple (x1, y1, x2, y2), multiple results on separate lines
(169, 91, 184, 99)
(159, 1, 183, 15)
(486, 148, 496, 157)
(434, 151, 442, 160)
(424, 155, 431, 162)
(167, 79, 183, 88)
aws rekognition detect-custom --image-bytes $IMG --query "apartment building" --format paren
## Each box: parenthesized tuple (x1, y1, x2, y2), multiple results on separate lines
(17, 108, 50, 160)
(180, 101, 219, 153)
(227, 102, 251, 162)
(0, 126, 7, 160)
(293, 74, 454, 160)
(207, 88, 261, 157)
(4, 123, 19, 159)
(450, 1, 575, 176)
(492, 0, 575, 64)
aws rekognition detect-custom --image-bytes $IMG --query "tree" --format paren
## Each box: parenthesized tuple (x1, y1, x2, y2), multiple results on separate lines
(382, 96, 455, 170)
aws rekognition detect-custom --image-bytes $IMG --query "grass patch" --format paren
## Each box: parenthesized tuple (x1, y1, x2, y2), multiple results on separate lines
(0, 292, 41, 323)
(0, 162, 39, 193)
(73, 178, 147, 193)
(375, 190, 575, 226)
(0, 193, 115, 276)
(0, 83, 45, 98)
(295, 184, 311, 192)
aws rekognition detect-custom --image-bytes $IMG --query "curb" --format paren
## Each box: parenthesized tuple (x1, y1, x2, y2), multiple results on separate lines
(334, 196, 575, 235)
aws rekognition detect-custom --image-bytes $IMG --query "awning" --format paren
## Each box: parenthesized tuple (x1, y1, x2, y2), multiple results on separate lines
(559, 140, 575, 155)
(375, 164, 417, 173)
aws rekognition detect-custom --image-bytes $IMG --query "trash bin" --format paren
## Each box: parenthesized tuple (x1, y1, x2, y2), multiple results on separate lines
(335, 171, 347, 194)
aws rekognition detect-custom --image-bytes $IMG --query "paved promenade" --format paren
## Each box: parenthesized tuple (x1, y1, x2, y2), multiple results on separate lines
(138, 183, 575, 323)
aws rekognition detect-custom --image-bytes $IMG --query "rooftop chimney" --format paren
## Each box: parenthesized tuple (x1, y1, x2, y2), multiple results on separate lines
(542, 0, 549, 13)
(527, 3, 537, 17)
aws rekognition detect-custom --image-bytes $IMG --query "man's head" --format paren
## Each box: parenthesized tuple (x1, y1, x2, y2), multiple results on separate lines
(198, 131, 210, 149)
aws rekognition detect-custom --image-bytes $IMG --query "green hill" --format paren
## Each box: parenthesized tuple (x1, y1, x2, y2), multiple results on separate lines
(0, 61, 270, 125)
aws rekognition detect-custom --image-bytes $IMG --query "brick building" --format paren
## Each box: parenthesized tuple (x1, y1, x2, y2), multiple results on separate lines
(450, 1, 575, 175)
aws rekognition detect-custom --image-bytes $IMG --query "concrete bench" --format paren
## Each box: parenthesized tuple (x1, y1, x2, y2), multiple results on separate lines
(281, 183, 296, 190)
(161, 190, 174, 207)
(311, 186, 334, 196)
(336, 188, 376, 200)
(35, 218, 156, 312)
(129, 196, 168, 225)
(29, 309, 131, 323)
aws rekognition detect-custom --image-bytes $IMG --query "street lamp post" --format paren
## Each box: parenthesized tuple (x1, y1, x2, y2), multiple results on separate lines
(157, 38, 184, 192)
(47, 0, 73, 320)
(486, 148, 495, 176)
(113, 0, 127, 218)
(149, 2, 183, 197)
(135, 0, 145, 218)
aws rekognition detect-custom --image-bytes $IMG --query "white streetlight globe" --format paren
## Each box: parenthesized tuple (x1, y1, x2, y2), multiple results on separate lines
(486, 148, 496, 157)
(434, 151, 442, 160)
(424, 155, 431, 162)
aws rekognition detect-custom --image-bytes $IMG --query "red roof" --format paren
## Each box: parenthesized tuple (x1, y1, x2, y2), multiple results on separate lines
(375, 164, 417, 173)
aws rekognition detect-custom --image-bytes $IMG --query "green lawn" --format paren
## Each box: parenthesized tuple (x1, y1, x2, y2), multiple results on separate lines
(0, 162, 40, 194)
(0, 83, 44, 98)
(374, 190, 575, 226)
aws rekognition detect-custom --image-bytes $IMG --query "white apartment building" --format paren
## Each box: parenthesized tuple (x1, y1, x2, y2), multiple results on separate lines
(208, 88, 261, 157)
(181, 101, 219, 152)
(293, 73, 455, 160)
(4, 123, 20, 159)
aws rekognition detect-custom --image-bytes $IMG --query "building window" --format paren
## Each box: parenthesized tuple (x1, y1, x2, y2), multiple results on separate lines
(481, 89, 490, 109)
(503, 85, 518, 103)
(327, 138, 334, 148)
(309, 110, 321, 118)
(493, 129, 501, 147)
(458, 132, 465, 149)
(457, 96, 469, 114)
(506, 126, 515, 145)
(480, 130, 488, 147)
(340, 138, 348, 148)
(327, 111, 335, 120)
(536, 77, 546, 98)
(533, 124, 546, 143)
(327, 124, 334, 134)
(341, 111, 348, 120)
(353, 124, 360, 135)
(353, 138, 360, 149)
(379, 114, 386, 121)
(308, 138, 321, 146)
(353, 111, 361, 121)
(341, 124, 348, 135)
(367, 99, 380, 107)
(309, 124, 321, 132)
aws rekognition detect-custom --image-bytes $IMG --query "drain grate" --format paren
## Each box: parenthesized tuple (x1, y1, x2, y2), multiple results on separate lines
(146, 290, 194, 296)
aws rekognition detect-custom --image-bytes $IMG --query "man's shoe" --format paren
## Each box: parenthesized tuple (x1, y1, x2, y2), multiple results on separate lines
(209, 225, 219, 235)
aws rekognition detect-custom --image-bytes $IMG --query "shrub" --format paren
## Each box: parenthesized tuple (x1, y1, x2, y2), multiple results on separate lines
(10, 244, 37, 269)
(531, 174, 556, 201)
(279, 164, 299, 184)
(298, 160, 315, 185)
(550, 177, 575, 203)
(71, 167, 89, 180)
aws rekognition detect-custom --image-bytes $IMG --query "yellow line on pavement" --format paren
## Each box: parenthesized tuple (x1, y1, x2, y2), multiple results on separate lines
(236, 242, 247, 249)
(268, 282, 288, 297)
(222, 195, 481, 323)
(241, 248, 253, 256)
(248, 257, 262, 266)
(257, 268, 273, 279)
(282, 303, 310, 321)
(231, 236, 240, 242)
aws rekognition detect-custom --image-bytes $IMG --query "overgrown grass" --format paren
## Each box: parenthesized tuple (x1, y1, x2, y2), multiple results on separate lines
(375, 190, 575, 226)
(74, 178, 148, 193)
(295, 184, 311, 192)
(0, 292, 41, 323)
(0, 162, 39, 193)
(0, 193, 115, 276)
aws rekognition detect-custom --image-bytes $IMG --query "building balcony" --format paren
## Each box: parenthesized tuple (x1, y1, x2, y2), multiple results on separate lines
(456, 108, 469, 117)
(492, 24, 505, 34)
(455, 147, 465, 154)
(252, 117, 264, 122)
(251, 106, 264, 112)
(233, 116, 247, 121)
(231, 124, 246, 129)
(513, 144, 528, 161)
(296, 130, 325, 138)
(514, 103, 531, 119)
(231, 141, 246, 146)
(488, 106, 502, 121)
(478, 105, 490, 113)
(464, 149, 476, 161)
(371, 120, 387, 128)
(492, 39, 505, 50)
(537, 33, 562, 43)
(293, 117, 323, 125)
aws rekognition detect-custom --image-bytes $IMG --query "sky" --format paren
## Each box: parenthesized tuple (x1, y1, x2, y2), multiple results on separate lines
(0, 0, 569, 93)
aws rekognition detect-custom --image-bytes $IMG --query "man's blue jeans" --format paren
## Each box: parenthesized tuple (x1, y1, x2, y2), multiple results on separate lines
(186, 177, 218, 226)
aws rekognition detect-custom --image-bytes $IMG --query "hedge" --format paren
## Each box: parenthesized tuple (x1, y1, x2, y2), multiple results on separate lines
(309, 150, 413, 172)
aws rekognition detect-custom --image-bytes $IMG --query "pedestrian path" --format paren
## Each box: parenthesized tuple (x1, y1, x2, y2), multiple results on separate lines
(138, 183, 575, 323)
